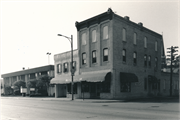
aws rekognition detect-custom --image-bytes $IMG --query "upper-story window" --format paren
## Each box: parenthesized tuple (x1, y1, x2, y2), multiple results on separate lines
(144, 55, 147, 67)
(155, 41, 158, 51)
(57, 64, 62, 73)
(103, 48, 108, 62)
(82, 53, 86, 65)
(144, 37, 147, 48)
(122, 49, 126, 62)
(103, 26, 108, 39)
(92, 30, 96, 42)
(63, 62, 68, 73)
(122, 28, 126, 41)
(92, 50, 97, 63)
(155, 57, 158, 69)
(133, 52, 137, 64)
(148, 56, 151, 67)
(81, 33, 86, 45)
(72, 61, 76, 70)
(133, 33, 137, 45)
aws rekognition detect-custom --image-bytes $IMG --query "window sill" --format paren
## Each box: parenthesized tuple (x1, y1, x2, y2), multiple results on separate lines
(122, 61, 126, 64)
(102, 38, 109, 40)
(92, 41, 97, 43)
(133, 63, 137, 66)
(103, 61, 109, 63)
(82, 64, 87, 67)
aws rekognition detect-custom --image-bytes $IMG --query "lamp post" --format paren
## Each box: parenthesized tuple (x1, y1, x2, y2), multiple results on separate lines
(57, 34, 74, 100)
(46, 52, 51, 65)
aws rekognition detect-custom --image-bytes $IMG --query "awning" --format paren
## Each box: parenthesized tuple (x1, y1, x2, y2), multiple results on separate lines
(148, 75, 159, 83)
(120, 72, 138, 83)
(50, 71, 111, 84)
(75, 72, 111, 82)
(50, 76, 72, 84)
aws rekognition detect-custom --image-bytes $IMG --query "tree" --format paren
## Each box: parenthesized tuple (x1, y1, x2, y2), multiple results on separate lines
(5, 86, 13, 95)
(13, 80, 26, 93)
(36, 75, 53, 95)
(27, 80, 37, 88)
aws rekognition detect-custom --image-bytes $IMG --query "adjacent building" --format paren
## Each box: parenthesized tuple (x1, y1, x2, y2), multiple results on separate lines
(1, 65, 54, 96)
(51, 8, 178, 99)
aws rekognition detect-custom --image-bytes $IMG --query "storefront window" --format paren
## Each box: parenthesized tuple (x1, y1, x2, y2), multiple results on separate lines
(121, 82, 131, 92)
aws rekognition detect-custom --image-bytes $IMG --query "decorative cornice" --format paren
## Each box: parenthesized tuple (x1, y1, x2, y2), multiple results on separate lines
(75, 8, 114, 31)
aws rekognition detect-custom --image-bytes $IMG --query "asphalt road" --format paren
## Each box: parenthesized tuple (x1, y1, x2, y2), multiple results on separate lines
(1, 98, 179, 120)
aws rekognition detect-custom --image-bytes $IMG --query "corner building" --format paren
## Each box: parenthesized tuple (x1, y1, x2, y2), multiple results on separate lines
(51, 8, 165, 99)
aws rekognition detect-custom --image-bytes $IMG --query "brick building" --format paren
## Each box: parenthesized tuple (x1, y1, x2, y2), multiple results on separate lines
(1, 65, 54, 96)
(51, 8, 175, 99)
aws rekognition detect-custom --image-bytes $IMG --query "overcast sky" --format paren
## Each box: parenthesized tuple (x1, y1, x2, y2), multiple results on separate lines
(0, 0, 179, 76)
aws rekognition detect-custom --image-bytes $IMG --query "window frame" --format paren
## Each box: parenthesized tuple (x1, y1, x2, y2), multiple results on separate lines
(63, 62, 68, 73)
(103, 48, 108, 62)
(92, 29, 97, 42)
(103, 26, 108, 40)
(133, 32, 137, 45)
(122, 28, 126, 42)
(57, 64, 62, 73)
(148, 56, 151, 67)
(133, 52, 137, 64)
(82, 52, 86, 65)
(122, 49, 126, 62)
(155, 40, 158, 51)
(92, 50, 97, 63)
(81, 32, 86, 45)
(144, 54, 147, 67)
(155, 57, 158, 69)
(144, 37, 147, 48)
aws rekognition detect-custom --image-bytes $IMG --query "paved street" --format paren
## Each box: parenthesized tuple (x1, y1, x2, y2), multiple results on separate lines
(1, 97, 179, 120)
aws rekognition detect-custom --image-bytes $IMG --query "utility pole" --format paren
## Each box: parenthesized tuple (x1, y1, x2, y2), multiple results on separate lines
(167, 46, 178, 96)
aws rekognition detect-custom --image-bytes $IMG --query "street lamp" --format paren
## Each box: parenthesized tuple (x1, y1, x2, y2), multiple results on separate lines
(46, 52, 51, 65)
(57, 34, 74, 100)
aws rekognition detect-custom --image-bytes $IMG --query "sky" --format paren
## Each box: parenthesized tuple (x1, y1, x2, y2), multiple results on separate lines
(0, 0, 179, 76)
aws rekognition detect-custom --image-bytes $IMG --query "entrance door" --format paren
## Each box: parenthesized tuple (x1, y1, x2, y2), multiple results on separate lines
(90, 83, 96, 98)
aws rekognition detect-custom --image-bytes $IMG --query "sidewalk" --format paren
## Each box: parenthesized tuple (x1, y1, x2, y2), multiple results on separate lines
(1, 96, 179, 103)
(0, 96, 123, 103)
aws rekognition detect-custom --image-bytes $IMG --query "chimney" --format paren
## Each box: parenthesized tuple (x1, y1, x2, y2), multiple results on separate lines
(124, 16, 130, 21)
(138, 22, 143, 27)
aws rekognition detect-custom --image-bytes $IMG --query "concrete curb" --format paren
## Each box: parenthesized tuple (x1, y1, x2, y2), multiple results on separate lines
(1, 96, 123, 103)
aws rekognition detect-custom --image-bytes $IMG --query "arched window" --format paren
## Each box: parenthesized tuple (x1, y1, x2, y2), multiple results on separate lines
(103, 48, 108, 61)
(92, 30, 96, 42)
(63, 62, 68, 73)
(144, 55, 147, 67)
(155, 57, 158, 68)
(57, 64, 62, 73)
(144, 37, 147, 48)
(92, 50, 97, 63)
(103, 26, 108, 39)
(122, 28, 126, 41)
(122, 49, 126, 62)
(155, 41, 158, 51)
(133, 33, 137, 45)
(81, 33, 86, 45)
(133, 52, 137, 64)
(82, 53, 86, 65)
(148, 56, 151, 67)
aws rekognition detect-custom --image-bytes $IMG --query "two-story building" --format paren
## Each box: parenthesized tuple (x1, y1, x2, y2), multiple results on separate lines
(51, 8, 169, 99)
(1, 65, 54, 96)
